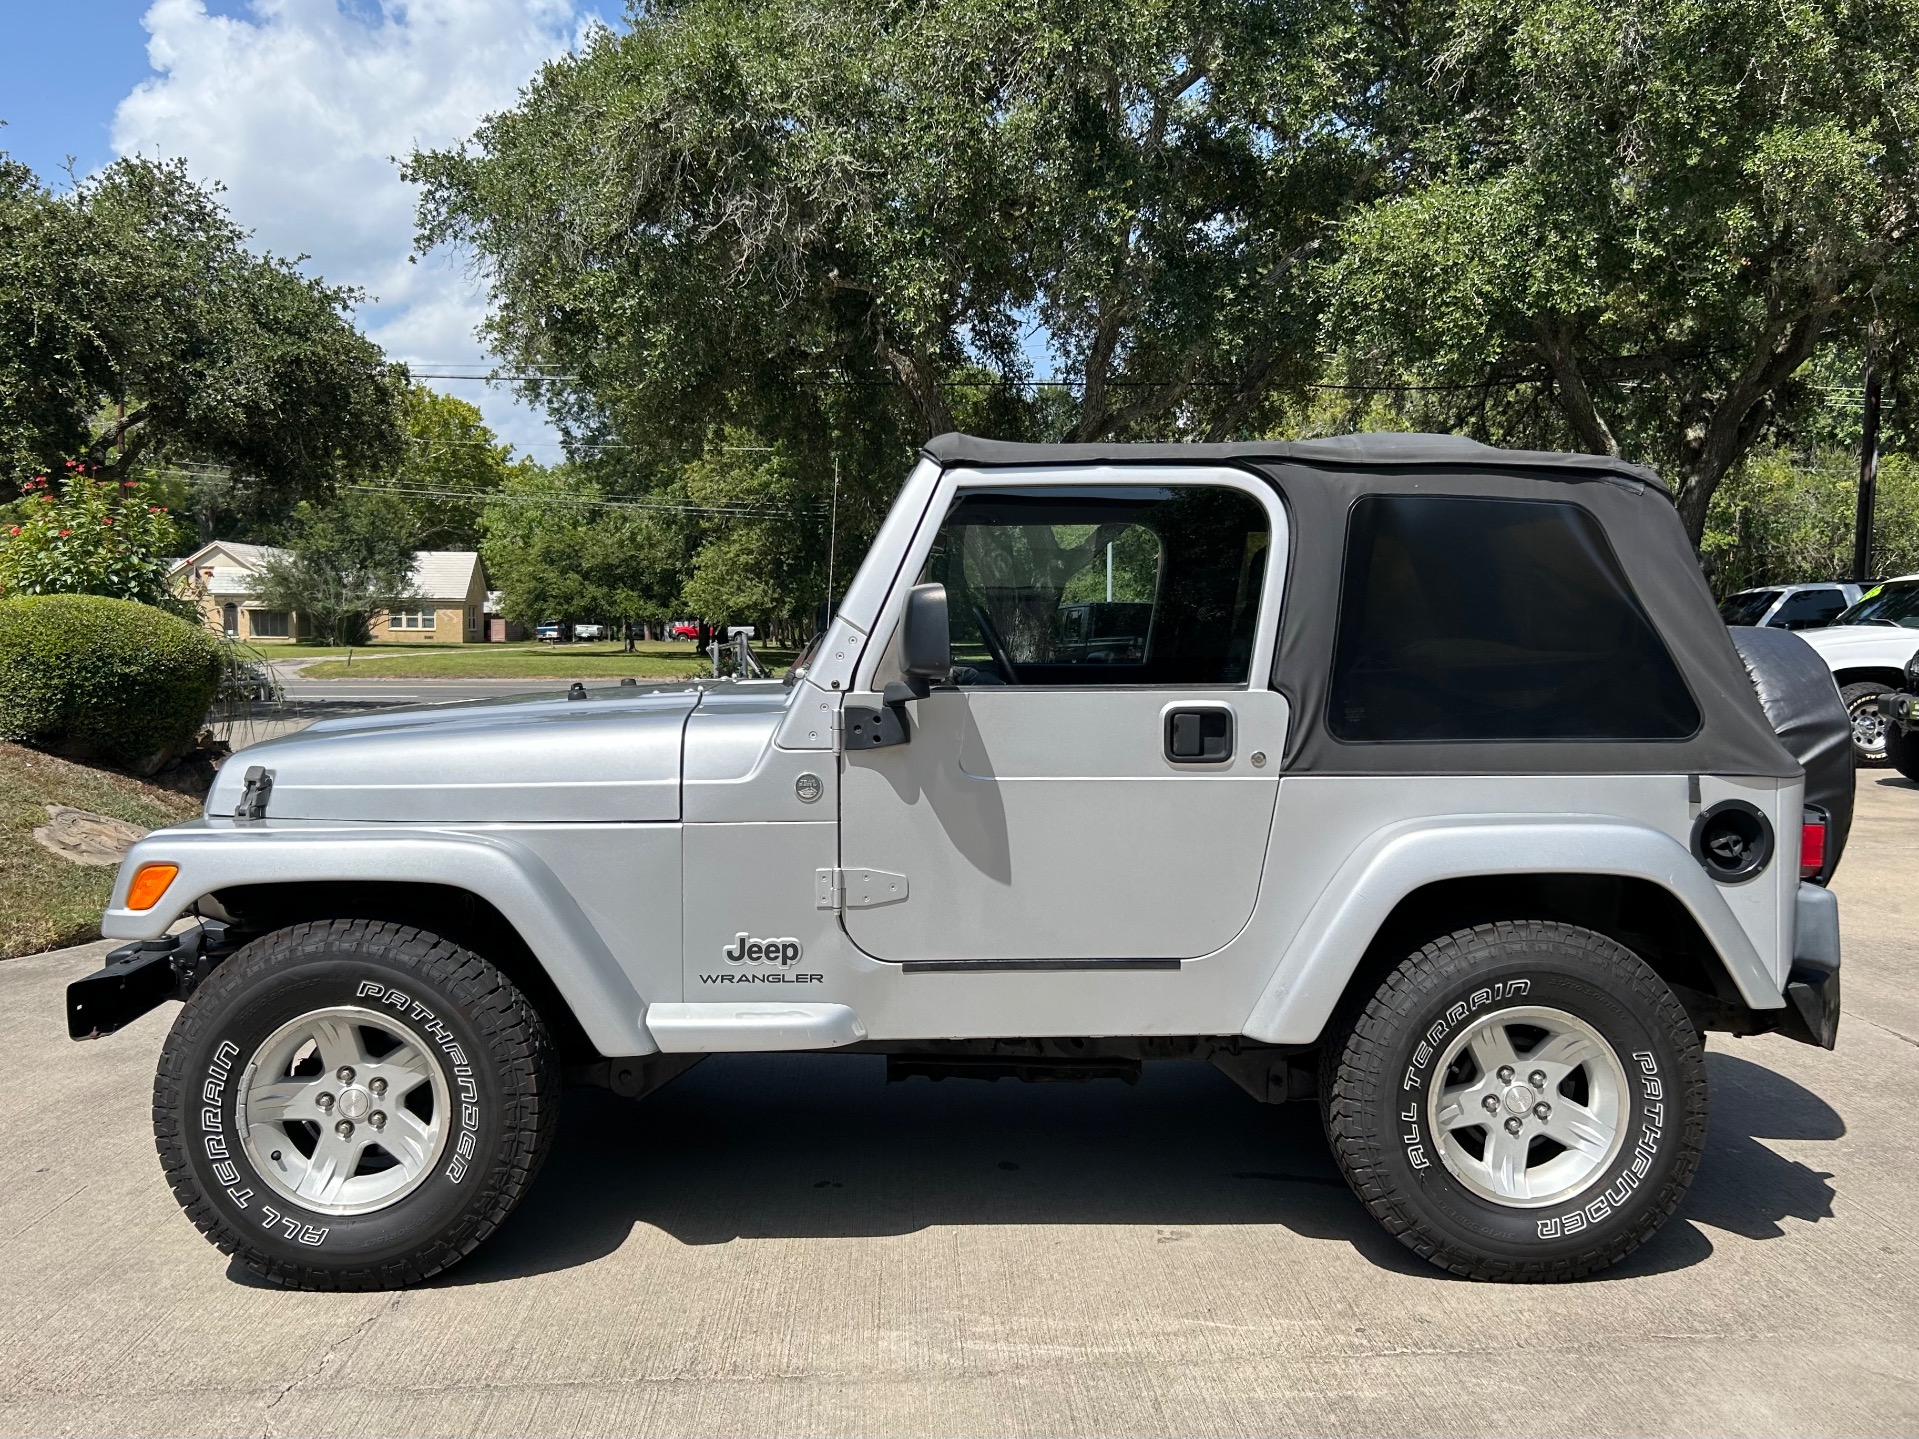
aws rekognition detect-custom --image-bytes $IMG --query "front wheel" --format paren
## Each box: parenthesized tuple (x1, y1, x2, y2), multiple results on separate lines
(1323, 921, 1707, 1281)
(154, 919, 559, 1289)
(1840, 681, 1892, 766)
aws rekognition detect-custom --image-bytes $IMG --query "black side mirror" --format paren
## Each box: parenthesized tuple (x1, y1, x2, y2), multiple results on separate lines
(888, 583, 950, 701)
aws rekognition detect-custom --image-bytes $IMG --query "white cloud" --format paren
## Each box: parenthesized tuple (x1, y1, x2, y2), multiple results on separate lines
(111, 0, 588, 457)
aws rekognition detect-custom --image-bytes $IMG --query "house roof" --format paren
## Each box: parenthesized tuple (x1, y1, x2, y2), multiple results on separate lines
(169, 541, 484, 602)
(410, 551, 482, 600)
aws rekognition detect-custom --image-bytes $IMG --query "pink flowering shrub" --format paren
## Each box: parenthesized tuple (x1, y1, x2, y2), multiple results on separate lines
(0, 464, 184, 609)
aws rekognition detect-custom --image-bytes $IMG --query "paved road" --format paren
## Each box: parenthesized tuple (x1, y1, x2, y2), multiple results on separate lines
(2, 777, 1914, 1436)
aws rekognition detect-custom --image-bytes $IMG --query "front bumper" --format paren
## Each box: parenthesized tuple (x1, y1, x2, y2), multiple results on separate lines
(1883, 690, 1918, 734)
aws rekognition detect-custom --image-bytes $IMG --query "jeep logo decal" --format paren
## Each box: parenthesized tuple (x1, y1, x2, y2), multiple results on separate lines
(723, 934, 803, 966)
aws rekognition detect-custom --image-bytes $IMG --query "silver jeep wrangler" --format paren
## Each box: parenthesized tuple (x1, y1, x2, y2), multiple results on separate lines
(71, 433, 1848, 1288)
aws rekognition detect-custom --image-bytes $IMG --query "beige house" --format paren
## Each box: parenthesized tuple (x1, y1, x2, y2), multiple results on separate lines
(171, 543, 490, 644)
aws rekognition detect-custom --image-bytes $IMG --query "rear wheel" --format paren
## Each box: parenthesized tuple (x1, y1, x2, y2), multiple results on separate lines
(153, 919, 559, 1289)
(1323, 921, 1707, 1281)
(1840, 681, 1892, 766)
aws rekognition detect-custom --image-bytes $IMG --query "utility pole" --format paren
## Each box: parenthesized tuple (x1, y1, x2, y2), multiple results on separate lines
(1853, 344, 1882, 584)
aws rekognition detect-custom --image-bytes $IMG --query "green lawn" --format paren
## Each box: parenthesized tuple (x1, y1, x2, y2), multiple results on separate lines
(263, 640, 584, 662)
(0, 744, 202, 959)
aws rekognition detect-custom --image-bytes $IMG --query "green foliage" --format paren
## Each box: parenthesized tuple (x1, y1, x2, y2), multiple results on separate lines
(677, 445, 835, 639)
(0, 154, 406, 511)
(248, 496, 420, 645)
(1322, 0, 1919, 538)
(409, 0, 1917, 589)
(0, 594, 222, 765)
(1702, 449, 1919, 593)
(369, 385, 520, 550)
(0, 466, 185, 609)
(480, 465, 687, 635)
(409, 0, 1370, 524)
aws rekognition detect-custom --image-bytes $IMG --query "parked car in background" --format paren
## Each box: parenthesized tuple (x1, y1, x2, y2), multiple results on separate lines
(572, 623, 606, 641)
(535, 621, 567, 642)
(1795, 576, 1919, 765)
(669, 621, 701, 640)
(1719, 582, 1863, 631)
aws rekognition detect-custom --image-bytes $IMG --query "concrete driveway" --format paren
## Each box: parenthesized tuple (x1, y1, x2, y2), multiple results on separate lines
(2, 776, 1914, 1437)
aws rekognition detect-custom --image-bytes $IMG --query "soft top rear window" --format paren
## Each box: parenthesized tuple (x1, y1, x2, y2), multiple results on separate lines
(1329, 494, 1700, 743)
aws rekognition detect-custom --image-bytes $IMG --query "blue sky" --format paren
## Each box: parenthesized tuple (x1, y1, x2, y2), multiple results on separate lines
(0, 0, 627, 454)
(1, 1, 168, 182)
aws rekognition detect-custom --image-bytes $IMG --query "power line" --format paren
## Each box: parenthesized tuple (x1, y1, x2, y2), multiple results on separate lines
(343, 480, 822, 519)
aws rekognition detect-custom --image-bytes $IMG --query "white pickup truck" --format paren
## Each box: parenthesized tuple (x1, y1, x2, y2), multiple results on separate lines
(1794, 575, 1919, 763)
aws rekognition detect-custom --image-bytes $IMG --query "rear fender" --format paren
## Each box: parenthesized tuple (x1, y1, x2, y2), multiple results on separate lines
(102, 821, 656, 1056)
(1242, 816, 1783, 1046)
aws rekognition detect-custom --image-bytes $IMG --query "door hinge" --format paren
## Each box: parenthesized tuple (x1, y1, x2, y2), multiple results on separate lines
(815, 867, 910, 911)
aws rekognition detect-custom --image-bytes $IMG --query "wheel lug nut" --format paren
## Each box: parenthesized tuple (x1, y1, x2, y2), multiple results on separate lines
(369, 1077, 387, 1097)
(1529, 1070, 1547, 1089)
(1496, 1066, 1515, 1083)
(1504, 1117, 1524, 1135)
(317, 1093, 335, 1112)
(336, 1066, 355, 1083)
(369, 1111, 386, 1130)
(1533, 1102, 1551, 1119)
(335, 1119, 354, 1138)
(1481, 1094, 1500, 1112)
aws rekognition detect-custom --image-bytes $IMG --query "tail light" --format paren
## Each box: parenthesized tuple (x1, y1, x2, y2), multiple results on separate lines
(1800, 810, 1828, 880)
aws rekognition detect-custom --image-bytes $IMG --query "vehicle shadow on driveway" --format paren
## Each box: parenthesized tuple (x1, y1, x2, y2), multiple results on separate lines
(434, 1048, 1842, 1288)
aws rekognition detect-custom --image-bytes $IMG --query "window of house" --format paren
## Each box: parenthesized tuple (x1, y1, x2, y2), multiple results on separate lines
(466, 606, 478, 632)
(915, 486, 1271, 686)
(390, 609, 436, 631)
(1329, 495, 1700, 742)
(248, 610, 290, 638)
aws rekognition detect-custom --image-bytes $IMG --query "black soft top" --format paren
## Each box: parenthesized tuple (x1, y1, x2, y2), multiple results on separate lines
(922, 431, 1670, 495)
(920, 431, 1795, 780)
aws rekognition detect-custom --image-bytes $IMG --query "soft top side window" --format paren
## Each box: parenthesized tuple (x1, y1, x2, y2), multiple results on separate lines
(1329, 494, 1700, 742)
(918, 486, 1270, 686)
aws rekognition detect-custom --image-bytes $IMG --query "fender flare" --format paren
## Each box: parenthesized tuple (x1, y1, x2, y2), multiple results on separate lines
(1241, 816, 1783, 1046)
(102, 821, 657, 1056)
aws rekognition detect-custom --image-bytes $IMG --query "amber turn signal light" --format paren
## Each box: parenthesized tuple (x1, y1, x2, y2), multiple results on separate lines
(124, 863, 179, 912)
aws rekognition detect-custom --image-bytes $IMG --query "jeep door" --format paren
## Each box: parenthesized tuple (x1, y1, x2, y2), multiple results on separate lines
(837, 469, 1288, 963)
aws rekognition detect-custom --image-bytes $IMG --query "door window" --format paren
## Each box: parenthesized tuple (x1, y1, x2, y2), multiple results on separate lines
(1769, 589, 1848, 629)
(917, 486, 1271, 686)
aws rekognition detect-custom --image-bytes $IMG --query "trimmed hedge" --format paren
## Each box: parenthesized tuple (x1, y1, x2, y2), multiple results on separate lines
(0, 595, 222, 768)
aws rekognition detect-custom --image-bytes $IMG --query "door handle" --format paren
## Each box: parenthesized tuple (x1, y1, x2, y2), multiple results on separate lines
(1165, 707, 1233, 763)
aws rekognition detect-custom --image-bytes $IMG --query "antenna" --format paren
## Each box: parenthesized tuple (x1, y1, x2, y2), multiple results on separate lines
(826, 451, 841, 615)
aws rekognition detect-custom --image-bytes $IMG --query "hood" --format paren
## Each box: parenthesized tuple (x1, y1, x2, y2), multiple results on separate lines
(1796, 625, 1919, 666)
(208, 687, 702, 822)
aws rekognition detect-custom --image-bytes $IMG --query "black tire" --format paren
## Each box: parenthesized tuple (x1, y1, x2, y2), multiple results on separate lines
(1886, 719, 1919, 783)
(1323, 921, 1707, 1281)
(1839, 681, 1892, 766)
(154, 919, 559, 1290)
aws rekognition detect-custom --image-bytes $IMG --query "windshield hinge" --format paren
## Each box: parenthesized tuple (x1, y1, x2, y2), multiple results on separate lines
(815, 868, 909, 911)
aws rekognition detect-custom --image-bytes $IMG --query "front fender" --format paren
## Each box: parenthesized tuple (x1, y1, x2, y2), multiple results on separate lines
(1241, 816, 1783, 1046)
(102, 821, 657, 1056)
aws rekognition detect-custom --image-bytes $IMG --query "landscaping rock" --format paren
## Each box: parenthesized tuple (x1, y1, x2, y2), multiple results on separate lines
(31, 806, 147, 866)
